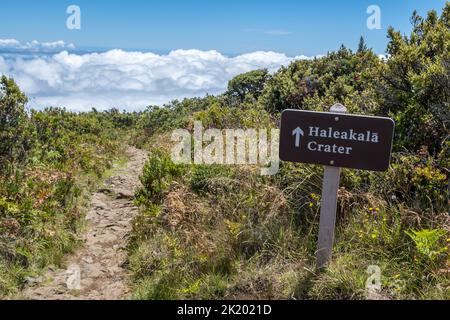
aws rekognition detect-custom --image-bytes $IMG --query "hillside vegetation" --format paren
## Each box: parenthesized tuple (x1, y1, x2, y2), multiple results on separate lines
(127, 5, 449, 300)
(0, 83, 137, 297)
(0, 4, 449, 300)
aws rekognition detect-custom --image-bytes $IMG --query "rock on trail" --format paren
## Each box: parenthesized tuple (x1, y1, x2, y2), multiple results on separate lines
(23, 146, 148, 300)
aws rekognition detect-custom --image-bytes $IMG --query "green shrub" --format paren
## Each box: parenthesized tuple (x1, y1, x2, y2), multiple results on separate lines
(135, 151, 185, 206)
(0, 76, 34, 172)
(369, 155, 448, 213)
(405, 229, 448, 264)
(189, 165, 234, 195)
(226, 69, 269, 104)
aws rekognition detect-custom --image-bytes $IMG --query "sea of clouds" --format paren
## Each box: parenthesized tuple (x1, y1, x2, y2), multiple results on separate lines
(0, 39, 312, 111)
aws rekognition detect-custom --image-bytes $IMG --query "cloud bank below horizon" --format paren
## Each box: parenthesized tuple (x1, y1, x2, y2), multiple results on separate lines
(0, 39, 314, 112)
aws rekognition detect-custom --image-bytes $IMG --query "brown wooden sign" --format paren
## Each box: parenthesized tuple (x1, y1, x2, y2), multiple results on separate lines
(280, 109, 395, 172)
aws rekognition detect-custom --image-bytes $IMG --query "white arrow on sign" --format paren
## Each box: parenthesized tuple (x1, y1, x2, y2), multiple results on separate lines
(292, 127, 304, 147)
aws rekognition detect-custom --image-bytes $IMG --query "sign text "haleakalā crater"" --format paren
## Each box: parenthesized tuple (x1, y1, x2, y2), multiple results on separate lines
(280, 110, 395, 172)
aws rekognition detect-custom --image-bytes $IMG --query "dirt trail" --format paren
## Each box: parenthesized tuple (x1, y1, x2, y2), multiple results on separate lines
(23, 146, 147, 300)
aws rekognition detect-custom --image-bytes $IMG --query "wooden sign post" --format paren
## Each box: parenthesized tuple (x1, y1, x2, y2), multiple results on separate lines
(279, 104, 395, 270)
(316, 104, 346, 269)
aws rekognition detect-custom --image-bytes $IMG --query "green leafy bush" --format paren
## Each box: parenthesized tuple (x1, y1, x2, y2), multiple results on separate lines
(260, 48, 381, 114)
(226, 69, 269, 104)
(135, 150, 185, 206)
(0, 76, 34, 172)
(406, 229, 448, 263)
(379, 7, 450, 155)
(189, 165, 234, 195)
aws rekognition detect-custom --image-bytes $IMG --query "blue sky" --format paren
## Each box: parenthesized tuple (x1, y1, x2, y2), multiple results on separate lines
(1, 0, 447, 55)
(0, 1, 447, 111)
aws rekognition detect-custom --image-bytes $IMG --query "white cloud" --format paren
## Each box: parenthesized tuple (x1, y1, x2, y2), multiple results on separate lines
(0, 39, 314, 111)
(0, 39, 21, 47)
(0, 39, 75, 52)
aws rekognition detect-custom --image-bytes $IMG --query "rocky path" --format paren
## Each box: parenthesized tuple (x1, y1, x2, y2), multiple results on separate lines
(23, 146, 147, 300)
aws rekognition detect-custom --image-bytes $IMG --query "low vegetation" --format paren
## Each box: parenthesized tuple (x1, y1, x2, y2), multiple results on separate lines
(0, 77, 136, 297)
(127, 5, 449, 300)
